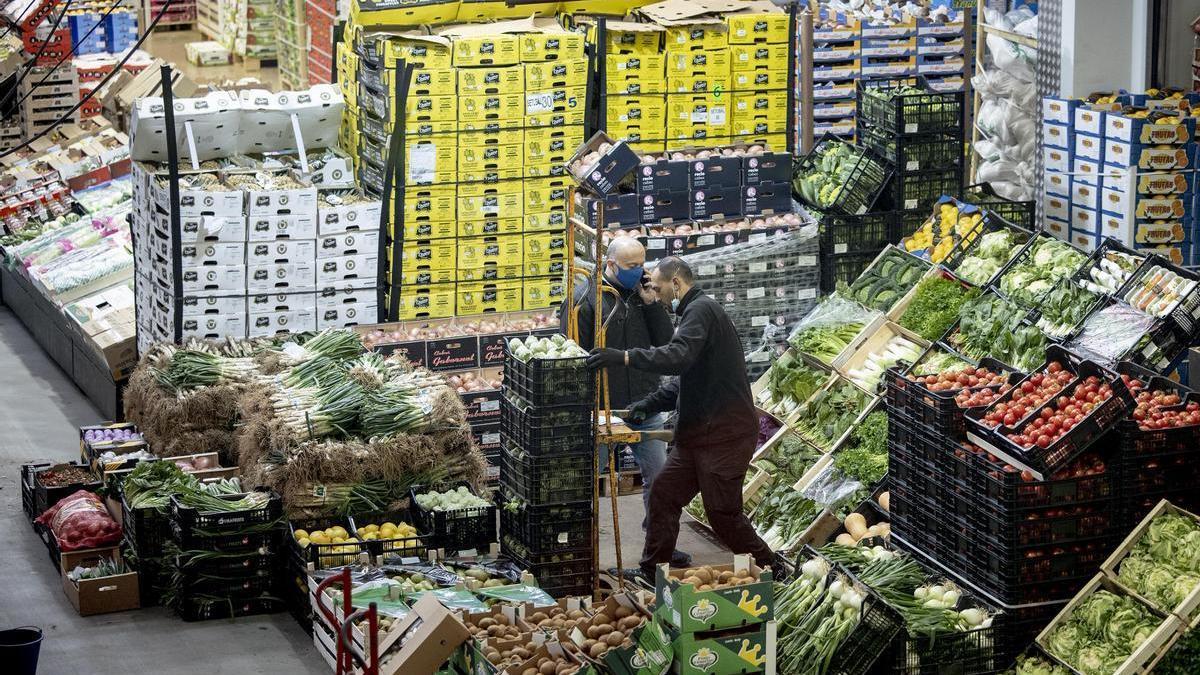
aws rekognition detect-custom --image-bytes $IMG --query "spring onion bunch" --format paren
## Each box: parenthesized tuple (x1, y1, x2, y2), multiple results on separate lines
(779, 574, 865, 674)
(152, 349, 258, 393)
(359, 372, 446, 438)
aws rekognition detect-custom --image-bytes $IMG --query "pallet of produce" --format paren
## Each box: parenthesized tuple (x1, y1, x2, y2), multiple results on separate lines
(995, 235, 1090, 310)
(902, 196, 986, 266)
(840, 246, 930, 312)
(892, 267, 981, 341)
(838, 322, 927, 394)
(1037, 574, 1184, 675)
(788, 294, 882, 365)
(560, 593, 672, 673)
(857, 76, 965, 137)
(1116, 365, 1200, 522)
(965, 346, 1137, 479)
(944, 291, 1048, 372)
(1100, 500, 1200, 622)
(792, 133, 892, 216)
(503, 335, 593, 408)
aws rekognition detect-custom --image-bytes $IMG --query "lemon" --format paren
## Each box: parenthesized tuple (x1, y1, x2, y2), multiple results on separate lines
(382, 522, 398, 531)
(332, 536, 345, 544)
(297, 537, 311, 548)
(309, 531, 330, 544)
(330, 526, 349, 539)
(293, 529, 310, 540)
(361, 524, 379, 533)
(362, 532, 378, 541)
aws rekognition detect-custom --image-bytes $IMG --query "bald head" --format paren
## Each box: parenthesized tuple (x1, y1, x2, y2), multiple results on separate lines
(607, 236, 645, 265)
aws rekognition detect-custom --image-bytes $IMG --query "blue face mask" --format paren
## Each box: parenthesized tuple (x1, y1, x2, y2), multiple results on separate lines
(614, 264, 644, 290)
(670, 298, 680, 313)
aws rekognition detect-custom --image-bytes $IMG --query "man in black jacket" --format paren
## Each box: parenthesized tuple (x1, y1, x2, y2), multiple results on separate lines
(560, 238, 691, 566)
(587, 256, 772, 579)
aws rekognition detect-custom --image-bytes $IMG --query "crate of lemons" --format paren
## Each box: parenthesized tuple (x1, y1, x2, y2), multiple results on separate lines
(292, 521, 421, 566)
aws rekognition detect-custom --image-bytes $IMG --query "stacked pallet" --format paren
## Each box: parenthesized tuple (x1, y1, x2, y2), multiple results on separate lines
(274, 0, 306, 88)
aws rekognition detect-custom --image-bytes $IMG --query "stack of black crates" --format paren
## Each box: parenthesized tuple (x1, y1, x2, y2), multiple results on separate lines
(883, 352, 1126, 667)
(498, 342, 596, 598)
(168, 489, 284, 621)
(857, 75, 966, 213)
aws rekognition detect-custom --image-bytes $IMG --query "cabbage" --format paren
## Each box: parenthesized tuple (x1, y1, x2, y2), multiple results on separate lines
(957, 257, 1001, 285)
(978, 230, 1015, 259)
(1046, 622, 1085, 662)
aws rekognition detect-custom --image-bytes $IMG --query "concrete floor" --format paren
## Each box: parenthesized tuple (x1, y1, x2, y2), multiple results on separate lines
(145, 29, 280, 90)
(0, 306, 728, 673)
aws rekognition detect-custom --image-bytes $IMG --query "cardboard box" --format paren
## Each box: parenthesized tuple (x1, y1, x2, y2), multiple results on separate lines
(377, 594, 472, 675)
(666, 622, 774, 675)
(60, 546, 140, 616)
(568, 130, 640, 196)
(654, 555, 773, 633)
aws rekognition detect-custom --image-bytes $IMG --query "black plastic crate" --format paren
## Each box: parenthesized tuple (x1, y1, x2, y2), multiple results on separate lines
(32, 462, 102, 518)
(128, 553, 167, 607)
(793, 133, 893, 216)
(888, 611, 999, 675)
(819, 211, 899, 255)
(349, 512, 429, 560)
(174, 569, 276, 598)
(176, 549, 277, 577)
(20, 462, 49, 525)
(1115, 253, 1200, 343)
(885, 360, 1017, 440)
(886, 167, 964, 212)
(122, 494, 169, 559)
(966, 445, 1116, 511)
(821, 250, 886, 294)
(857, 76, 966, 137)
(507, 548, 595, 578)
(499, 444, 593, 504)
(535, 570, 593, 598)
(500, 395, 593, 457)
(827, 567, 906, 675)
(963, 346, 1136, 477)
(171, 521, 280, 554)
(502, 344, 594, 408)
(859, 124, 962, 174)
(410, 482, 497, 553)
(170, 489, 283, 535)
(960, 536, 1115, 605)
(965, 183, 1036, 231)
(177, 594, 285, 622)
(499, 504, 592, 558)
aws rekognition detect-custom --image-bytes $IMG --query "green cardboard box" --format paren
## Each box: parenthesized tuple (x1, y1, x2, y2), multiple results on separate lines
(654, 555, 774, 633)
(562, 593, 673, 675)
(667, 622, 776, 675)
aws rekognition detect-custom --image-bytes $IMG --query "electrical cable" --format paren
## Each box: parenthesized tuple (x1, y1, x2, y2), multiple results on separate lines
(14, 0, 128, 107)
(0, 0, 173, 160)
(0, 0, 75, 108)
(0, 0, 42, 41)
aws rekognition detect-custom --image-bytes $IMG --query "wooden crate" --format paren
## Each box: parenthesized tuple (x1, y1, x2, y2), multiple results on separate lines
(1099, 499, 1200, 622)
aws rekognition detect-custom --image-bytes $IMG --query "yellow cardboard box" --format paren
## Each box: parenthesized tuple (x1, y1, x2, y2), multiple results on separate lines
(726, 5, 789, 44)
(524, 87, 586, 124)
(391, 283, 456, 320)
(524, 177, 571, 213)
(401, 186, 457, 223)
(407, 68, 458, 96)
(665, 25, 728, 51)
(732, 91, 788, 123)
(526, 108, 586, 130)
(459, 92, 525, 123)
(520, 31, 585, 62)
(457, 217, 523, 238)
(449, 34, 520, 67)
(379, 36, 454, 69)
(606, 54, 666, 94)
(608, 95, 667, 126)
(457, 234, 524, 268)
(525, 210, 568, 233)
(522, 276, 567, 310)
(457, 65, 525, 95)
(457, 280, 524, 314)
(400, 239, 457, 271)
(730, 43, 789, 72)
(406, 94, 458, 123)
(460, 127, 524, 147)
(458, 144, 523, 182)
(458, 181, 524, 220)
(666, 50, 731, 76)
(524, 125, 585, 150)
(733, 67, 785, 90)
(523, 231, 569, 263)
(525, 59, 589, 90)
(666, 73, 732, 95)
(667, 95, 730, 129)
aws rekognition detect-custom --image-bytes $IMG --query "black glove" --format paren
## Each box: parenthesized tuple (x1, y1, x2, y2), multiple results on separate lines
(626, 400, 650, 425)
(586, 348, 624, 371)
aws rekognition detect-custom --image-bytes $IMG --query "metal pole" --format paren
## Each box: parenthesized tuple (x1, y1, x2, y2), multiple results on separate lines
(798, 10, 815, 155)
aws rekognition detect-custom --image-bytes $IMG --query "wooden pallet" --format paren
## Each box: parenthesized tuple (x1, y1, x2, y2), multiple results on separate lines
(232, 53, 278, 71)
(155, 21, 195, 32)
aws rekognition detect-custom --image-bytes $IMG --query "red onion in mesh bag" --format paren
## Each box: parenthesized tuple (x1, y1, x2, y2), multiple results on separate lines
(35, 490, 122, 551)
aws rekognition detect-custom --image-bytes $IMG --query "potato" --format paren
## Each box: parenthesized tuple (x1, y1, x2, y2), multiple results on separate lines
(557, 664, 574, 675)
(593, 613, 611, 626)
(695, 567, 713, 584)
(568, 609, 586, 620)
(478, 617, 495, 629)
(513, 647, 531, 660)
(718, 570, 735, 583)
(697, 584, 712, 591)
(586, 625, 606, 639)
(605, 631, 625, 646)
(613, 606, 633, 620)
(583, 638, 596, 650)
(523, 669, 538, 675)
(495, 614, 510, 626)
(589, 641, 608, 658)
(618, 615, 643, 631)
(597, 624, 614, 636)
(540, 662, 558, 675)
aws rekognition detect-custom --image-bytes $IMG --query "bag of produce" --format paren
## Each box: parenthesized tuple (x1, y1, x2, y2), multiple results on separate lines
(35, 490, 122, 551)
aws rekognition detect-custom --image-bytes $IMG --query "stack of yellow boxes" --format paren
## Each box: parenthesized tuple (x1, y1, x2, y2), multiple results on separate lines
(337, 18, 584, 320)
(596, 1, 791, 154)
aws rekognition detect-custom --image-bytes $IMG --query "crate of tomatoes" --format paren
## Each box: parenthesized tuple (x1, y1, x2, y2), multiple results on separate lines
(885, 357, 1019, 439)
(964, 346, 1137, 478)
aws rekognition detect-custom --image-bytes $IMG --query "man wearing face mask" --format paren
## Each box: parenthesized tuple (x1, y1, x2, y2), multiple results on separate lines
(560, 238, 693, 568)
(586, 256, 771, 582)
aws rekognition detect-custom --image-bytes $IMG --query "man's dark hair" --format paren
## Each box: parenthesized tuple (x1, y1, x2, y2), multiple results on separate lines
(655, 256, 694, 283)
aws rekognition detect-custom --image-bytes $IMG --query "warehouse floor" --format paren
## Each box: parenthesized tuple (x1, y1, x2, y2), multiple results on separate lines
(145, 30, 280, 90)
(0, 307, 727, 674)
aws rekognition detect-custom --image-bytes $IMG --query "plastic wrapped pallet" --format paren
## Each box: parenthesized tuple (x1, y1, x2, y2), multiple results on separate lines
(972, 5, 1039, 201)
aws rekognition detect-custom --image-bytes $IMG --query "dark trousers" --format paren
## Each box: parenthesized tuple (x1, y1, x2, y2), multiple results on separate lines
(640, 436, 773, 573)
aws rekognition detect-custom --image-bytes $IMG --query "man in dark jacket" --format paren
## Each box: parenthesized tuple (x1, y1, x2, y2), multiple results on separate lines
(560, 238, 691, 565)
(587, 256, 772, 580)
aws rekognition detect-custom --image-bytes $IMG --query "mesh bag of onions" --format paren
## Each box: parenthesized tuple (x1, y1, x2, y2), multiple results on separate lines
(35, 490, 122, 551)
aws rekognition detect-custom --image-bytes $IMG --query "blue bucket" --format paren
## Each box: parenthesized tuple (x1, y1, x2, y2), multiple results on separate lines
(0, 626, 43, 675)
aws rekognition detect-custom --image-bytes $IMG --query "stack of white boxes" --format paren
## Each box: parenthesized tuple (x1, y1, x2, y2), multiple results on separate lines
(127, 85, 377, 350)
(1043, 94, 1198, 265)
(131, 166, 382, 350)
